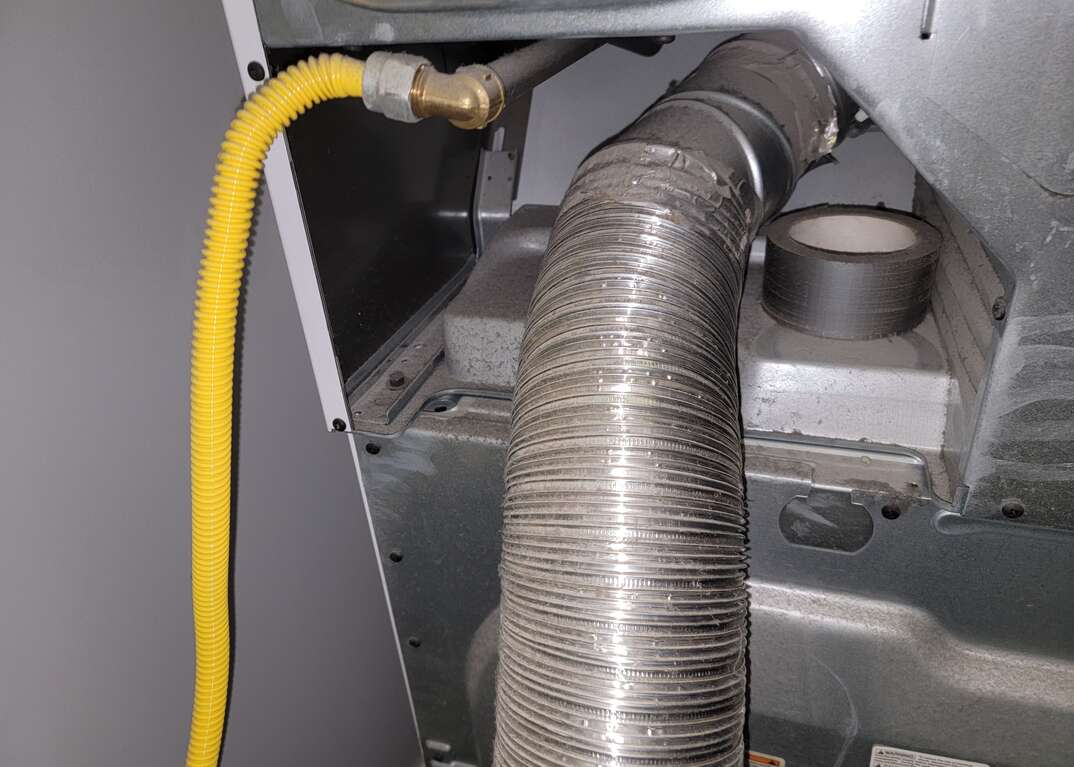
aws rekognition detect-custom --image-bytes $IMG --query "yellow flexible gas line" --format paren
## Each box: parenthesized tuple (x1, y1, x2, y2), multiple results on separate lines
(187, 53, 364, 767)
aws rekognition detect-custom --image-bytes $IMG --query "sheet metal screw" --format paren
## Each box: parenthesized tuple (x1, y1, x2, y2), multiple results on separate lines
(331, 418, 346, 432)
(388, 370, 407, 390)
(388, 549, 403, 563)
(407, 636, 422, 648)
(247, 61, 266, 81)
(991, 296, 1007, 321)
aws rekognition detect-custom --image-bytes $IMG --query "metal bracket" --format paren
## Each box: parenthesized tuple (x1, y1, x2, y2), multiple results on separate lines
(473, 149, 518, 256)
(350, 321, 444, 428)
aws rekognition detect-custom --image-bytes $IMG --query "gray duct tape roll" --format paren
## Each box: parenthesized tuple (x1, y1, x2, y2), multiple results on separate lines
(763, 205, 942, 339)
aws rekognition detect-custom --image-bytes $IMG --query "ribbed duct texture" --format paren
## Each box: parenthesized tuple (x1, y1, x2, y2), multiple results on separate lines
(494, 142, 755, 766)
(493, 34, 845, 766)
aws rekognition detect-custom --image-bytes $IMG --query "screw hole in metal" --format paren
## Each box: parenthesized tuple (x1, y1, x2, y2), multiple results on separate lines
(1001, 500, 1026, 519)
(423, 395, 460, 414)
(388, 550, 403, 563)
(881, 503, 901, 520)
(407, 636, 422, 648)
(992, 296, 1007, 321)
(365, 442, 381, 455)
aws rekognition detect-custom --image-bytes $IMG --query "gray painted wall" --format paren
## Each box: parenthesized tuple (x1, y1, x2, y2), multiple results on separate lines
(0, 2, 420, 765)
(517, 34, 916, 211)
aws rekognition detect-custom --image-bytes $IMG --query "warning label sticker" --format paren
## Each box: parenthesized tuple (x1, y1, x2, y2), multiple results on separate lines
(871, 745, 989, 767)
(748, 751, 785, 767)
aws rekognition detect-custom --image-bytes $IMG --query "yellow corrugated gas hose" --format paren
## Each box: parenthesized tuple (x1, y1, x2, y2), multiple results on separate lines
(187, 53, 364, 767)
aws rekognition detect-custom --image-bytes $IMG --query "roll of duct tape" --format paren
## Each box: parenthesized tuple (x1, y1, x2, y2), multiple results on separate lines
(762, 205, 942, 339)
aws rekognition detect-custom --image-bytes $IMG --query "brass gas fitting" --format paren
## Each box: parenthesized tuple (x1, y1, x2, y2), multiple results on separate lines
(410, 64, 506, 130)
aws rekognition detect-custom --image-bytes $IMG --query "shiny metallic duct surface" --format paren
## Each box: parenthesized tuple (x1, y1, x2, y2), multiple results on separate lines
(763, 205, 942, 340)
(492, 34, 846, 766)
(494, 142, 754, 766)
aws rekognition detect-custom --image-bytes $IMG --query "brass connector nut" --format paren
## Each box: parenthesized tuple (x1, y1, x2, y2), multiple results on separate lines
(362, 51, 429, 123)
(410, 64, 506, 130)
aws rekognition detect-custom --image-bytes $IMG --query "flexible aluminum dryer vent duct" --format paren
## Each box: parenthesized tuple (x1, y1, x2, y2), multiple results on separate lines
(495, 35, 846, 766)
